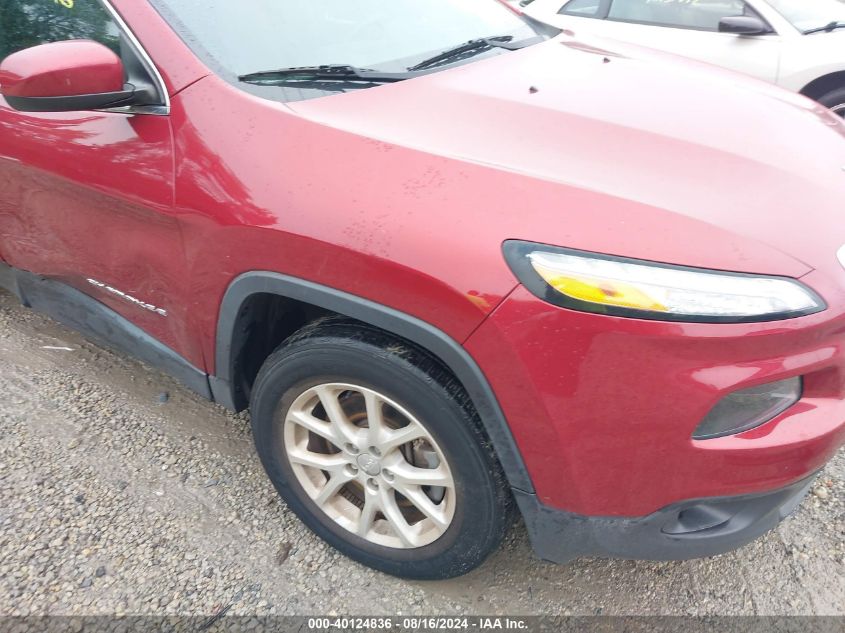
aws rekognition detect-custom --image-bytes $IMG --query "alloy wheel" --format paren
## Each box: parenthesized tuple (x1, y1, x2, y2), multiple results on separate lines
(281, 382, 456, 548)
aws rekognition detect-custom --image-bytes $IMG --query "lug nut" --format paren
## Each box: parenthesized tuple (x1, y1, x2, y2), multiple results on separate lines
(344, 443, 359, 454)
(344, 464, 359, 477)
(382, 470, 394, 483)
(369, 446, 382, 458)
(367, 478, 379, 492)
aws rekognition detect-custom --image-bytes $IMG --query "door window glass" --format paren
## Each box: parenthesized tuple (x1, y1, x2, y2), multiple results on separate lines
(0, 0, 120, 60)
(559, 0, 603, 17)
(607, 0, 752, 30)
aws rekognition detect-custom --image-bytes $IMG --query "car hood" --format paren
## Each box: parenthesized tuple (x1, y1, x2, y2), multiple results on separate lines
(290, 34, 845, 279)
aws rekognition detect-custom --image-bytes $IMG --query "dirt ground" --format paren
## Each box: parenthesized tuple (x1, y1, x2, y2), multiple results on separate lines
(0, 289, 842, 617)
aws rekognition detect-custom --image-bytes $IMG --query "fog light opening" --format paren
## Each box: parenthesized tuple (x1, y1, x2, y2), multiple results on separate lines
(692, 377, 802, 440)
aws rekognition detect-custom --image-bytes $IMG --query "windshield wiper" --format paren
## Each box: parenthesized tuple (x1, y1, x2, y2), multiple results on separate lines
(239, 35, 545, 85)
(407, 35, 543, 72)
(805, 21, 845, 34)
(238, 64, 419, 85)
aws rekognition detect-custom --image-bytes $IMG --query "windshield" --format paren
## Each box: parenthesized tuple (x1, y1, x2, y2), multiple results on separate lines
(766, 0, 845, 33)
(149, 0, 538, 80)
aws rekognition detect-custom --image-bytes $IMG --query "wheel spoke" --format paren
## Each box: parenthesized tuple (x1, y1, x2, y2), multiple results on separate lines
(364, 390, 386, 445)
(287, 448, 347, 472)
(378, 486, 417, 547)
(316, 385, 361, 446)
(380, 424, 425, 452)
(389, 460, 452, 488)
(288, 409, 337, 445)
(357, 490, 379, 537)
(391, 481, 450, 530)
(313, 472, 351, 507)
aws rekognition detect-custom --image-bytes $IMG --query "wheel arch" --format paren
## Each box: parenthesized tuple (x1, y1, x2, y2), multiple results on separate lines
(211, 271, 535, 494)
(799, 71, 845, 101)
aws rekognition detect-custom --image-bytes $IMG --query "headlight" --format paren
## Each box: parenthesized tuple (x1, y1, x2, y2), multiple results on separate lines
(503, 241, 825, 323)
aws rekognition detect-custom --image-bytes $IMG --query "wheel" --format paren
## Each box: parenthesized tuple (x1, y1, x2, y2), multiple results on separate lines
(817, 86, 845, 118)
(249, 319, 512, 579)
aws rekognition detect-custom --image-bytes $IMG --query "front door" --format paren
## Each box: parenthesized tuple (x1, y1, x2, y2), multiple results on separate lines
(0, 0, 201, 366)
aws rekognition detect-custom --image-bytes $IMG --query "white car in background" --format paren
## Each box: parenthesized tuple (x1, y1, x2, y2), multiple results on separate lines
(517, 0, 845, 115)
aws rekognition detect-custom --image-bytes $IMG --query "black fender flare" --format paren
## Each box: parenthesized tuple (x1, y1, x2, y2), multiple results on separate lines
(211, 271, 535, 494)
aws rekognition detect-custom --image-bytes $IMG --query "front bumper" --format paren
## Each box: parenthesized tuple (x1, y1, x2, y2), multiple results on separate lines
(466, 276, 845, 517)
(515, 473, 817, 563)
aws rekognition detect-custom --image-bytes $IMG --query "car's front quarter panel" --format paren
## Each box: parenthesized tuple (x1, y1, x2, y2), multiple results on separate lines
(167, 76, 524, 371)
(777, 31, 845, 93)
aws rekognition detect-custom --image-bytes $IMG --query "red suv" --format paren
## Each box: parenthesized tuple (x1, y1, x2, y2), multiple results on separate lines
(1, 0, 844, 580)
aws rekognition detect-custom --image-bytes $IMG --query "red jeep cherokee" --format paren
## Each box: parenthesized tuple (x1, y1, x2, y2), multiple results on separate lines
(1, 0, 844, 580)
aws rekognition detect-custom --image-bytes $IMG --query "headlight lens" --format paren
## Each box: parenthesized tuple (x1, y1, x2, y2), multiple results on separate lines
(503, 241, 824, 323)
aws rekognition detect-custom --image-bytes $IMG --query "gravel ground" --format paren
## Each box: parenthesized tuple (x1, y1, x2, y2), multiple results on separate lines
(0, 288, 843, 617)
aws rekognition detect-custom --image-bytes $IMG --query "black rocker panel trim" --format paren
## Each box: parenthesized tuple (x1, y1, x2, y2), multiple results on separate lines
(0, 262, 211, 399)
(0, 262, 18, 296)
(214, 271, 535, 494)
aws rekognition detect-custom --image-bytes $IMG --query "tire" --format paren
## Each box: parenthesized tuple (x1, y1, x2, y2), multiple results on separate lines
(817, 86, 845, 118)
(249, 318, 512, 579)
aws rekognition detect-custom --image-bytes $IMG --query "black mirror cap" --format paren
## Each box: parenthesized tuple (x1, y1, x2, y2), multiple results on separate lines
(719, 15, 772, 35)
(3, 77, 159, 113)
(4, 84, 139, 113)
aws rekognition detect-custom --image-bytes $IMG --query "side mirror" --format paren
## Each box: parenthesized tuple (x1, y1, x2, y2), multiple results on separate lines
(0, 40, 142, 112)
(718, 15, 771, 35)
